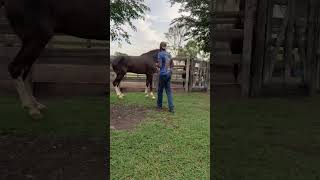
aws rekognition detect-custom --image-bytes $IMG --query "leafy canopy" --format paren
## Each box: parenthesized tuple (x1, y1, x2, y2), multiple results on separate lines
(110, 0, 150, 43)
(169, 0, 210, 52)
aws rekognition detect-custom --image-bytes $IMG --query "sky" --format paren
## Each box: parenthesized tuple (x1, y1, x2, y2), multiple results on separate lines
(110, 0, 186, 56)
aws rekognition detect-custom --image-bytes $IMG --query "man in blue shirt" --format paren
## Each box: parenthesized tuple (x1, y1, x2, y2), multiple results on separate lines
(156, 42, 174, 113)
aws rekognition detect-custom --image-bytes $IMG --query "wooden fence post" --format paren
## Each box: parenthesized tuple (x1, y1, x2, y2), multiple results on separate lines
(241, 0, 257, 97)
(263, 0, 274, 84)
(306, 0, 317, 95)
(251, 0, 268, 96)
(185, 58, 190, 92)
(284, 0, 295, 84)
(207, 61, 210, 91)
(153, 73, 158, 92)
(188, 58, 194, 92)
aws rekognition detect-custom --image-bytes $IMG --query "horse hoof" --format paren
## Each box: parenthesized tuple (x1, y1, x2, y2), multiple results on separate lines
(145, 95, 149, 97)
(151, 96, 156, 100)
(29, 109, 43, 120)
(37, 103, 47, 111)
(118, 95, 124, 99)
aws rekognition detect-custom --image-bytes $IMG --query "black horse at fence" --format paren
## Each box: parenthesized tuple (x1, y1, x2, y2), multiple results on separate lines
(111, 49, 159, 99)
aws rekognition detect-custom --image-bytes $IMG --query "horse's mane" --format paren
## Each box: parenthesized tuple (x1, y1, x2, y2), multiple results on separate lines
(140, 49, 159, 56)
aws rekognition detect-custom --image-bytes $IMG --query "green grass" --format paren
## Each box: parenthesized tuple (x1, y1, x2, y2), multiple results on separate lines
(110, 92, 210, 179)
(0, 95, 106, 137)
(214, 96, 320, 180)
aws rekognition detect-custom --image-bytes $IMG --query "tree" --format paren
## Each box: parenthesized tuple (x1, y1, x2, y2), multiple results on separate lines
(169, 0, 241, 53)
(164, 24, 187, 56)
(110, 0, 150, 43)
(169, 0, 210, 52)
(176, 39, 209, 60)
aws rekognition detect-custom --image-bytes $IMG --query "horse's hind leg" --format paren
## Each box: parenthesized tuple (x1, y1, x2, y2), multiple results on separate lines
(145, 77, 149, 97)
(147, 74, 155, 99)
(112, 73, 125, 98)
(8, 37, 51, 119)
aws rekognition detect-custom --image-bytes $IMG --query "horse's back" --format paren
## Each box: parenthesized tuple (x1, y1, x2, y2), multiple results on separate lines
(3, 0, 108, 41)
(112, 55, 156, 74)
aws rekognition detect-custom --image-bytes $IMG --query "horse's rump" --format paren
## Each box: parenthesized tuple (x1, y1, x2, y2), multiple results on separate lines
(2, 0, 108, 41)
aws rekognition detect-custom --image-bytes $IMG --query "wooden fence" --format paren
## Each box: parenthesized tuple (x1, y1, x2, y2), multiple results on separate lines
(213, 0, 316, 97)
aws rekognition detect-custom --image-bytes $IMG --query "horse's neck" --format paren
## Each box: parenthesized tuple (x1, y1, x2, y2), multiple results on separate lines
(141, 49, 158, 56)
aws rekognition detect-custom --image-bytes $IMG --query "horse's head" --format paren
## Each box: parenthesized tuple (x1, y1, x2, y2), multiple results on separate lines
(140, 49, 159, 63)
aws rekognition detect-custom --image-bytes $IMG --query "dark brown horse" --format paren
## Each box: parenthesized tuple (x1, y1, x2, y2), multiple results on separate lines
(111, 49, 159, 99)
(1, 0, 108, 119)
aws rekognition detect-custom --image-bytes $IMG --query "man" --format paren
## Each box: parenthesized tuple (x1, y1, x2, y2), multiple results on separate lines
(156, 41, 174, 113)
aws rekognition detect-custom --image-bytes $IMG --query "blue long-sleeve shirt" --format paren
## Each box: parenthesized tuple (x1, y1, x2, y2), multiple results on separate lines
(157, 50, 173, 76)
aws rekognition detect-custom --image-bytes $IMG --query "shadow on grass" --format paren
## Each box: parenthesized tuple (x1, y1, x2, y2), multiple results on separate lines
(213, 95, 320, 179)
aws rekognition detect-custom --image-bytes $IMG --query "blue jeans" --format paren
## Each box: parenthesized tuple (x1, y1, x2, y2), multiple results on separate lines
(157, 74, 174, 110)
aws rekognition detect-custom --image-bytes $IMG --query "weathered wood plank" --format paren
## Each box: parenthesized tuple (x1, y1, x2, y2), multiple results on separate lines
(241, 0, 257, 97)
(263, 0, 274, 83)
(214, 18, 238, 24)
(251, 0, 269, 96)
(214, 54, 241, 65)
(32, 64, 107, 83)
(273, 0, 287, 5)
(216, 11, 242, 18)
(185, 58, 190, 92)
(215, 29, 244, 41)
(306, 0, 316, 95)
(0, 47, 108, 65)
(284, 0, 295, 83)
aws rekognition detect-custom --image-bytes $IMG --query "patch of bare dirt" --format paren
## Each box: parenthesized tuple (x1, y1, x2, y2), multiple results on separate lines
(0, 134, 106, 180)
(110, 104, 151, 130)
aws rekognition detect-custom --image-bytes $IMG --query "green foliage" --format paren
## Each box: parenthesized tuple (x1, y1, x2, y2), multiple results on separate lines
(0, 96, 106, 137)
(110, 0, 150, 43)
(175, 39, 209, 60)
(164, 24, 187, 56)
(169, 0, 210, 52)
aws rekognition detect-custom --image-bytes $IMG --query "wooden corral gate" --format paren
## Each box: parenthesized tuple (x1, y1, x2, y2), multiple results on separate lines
(110, 56, 209, 92)
(214, 0, 320, 97)
(0, 8, 109, 96)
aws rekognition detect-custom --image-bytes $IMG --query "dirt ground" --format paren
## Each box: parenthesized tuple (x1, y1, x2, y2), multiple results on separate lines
(0, 134, 106, 180)
(110, 104, 151, 130)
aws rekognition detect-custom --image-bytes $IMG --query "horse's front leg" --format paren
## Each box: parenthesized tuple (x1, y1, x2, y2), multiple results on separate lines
(12, 76, 43, 119)
(9, 35, 52, 119)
